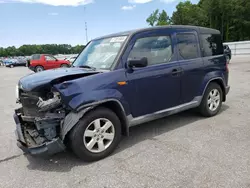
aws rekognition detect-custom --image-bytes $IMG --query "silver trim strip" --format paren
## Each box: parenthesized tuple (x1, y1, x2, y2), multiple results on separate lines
(128, 97, 201, 127)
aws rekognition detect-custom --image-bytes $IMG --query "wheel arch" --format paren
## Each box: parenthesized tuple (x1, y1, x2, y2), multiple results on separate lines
(202, 77, 226, 102)
(62, 99, 129, 143)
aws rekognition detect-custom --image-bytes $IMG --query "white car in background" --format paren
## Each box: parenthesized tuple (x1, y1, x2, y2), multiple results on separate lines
(65, 56, 77, 64)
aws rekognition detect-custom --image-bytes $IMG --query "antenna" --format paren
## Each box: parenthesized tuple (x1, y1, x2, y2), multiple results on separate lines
(85, 22, 88, 44)
(84, 7, 88, 44)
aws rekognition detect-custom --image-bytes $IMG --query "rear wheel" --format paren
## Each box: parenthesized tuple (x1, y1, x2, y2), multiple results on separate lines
(69, 107, 121, 162)
(61, 64, 69, 68)
(10, 64, 14, 68)
(199, 82, 223, 117)
(35, 66, 44, 72)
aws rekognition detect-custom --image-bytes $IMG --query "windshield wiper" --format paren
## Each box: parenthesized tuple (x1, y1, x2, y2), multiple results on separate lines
(75, 65, 96, 70)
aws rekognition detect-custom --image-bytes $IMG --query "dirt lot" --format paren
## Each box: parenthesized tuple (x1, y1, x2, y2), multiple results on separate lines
(0, 57, 250, 188)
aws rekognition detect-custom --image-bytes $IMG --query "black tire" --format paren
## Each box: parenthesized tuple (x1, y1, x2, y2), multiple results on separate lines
(69, 107, 122, 162)
(10, 64, 14, 68)
(35, 66, 44, 72)
(199, 82, 223, 117)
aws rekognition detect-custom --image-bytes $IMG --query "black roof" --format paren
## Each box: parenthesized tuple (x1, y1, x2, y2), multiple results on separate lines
(94, 25, 220, 40)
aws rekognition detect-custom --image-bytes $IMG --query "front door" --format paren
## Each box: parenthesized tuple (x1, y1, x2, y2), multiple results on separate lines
(123, 31, 181, 117)
(45, 55, 59, 69)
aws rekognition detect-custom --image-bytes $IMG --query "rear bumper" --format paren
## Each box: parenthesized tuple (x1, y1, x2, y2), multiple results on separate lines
(226, 86, 230, 95)
(14, 109, 65, 157)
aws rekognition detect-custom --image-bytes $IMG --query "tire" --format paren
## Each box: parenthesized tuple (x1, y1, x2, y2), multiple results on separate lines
(61, 64, 69, 68)
(35, 66, 44, 72)
(69, 107, 122, 162)
(199, 82, 223, 117)
(10, 65, 14, 68)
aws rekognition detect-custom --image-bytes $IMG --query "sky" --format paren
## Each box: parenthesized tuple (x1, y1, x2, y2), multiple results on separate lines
(0, 0, 198, 47)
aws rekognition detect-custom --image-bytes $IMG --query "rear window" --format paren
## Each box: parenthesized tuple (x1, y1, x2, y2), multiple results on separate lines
(31, 54, 40, 60)
(201, 34, 224, 57)
(177, 33, 199, 60)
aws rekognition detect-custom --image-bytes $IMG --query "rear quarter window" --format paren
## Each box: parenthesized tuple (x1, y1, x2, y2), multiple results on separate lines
(201, 34, 224, 57)
(31, 54, 41, 60)
(177, 33, 199, 60)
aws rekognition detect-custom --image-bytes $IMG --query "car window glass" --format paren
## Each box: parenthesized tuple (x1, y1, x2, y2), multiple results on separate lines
(45, 56, 56, 61)
(177, 33, 199, 60)
(31, 54, 40, 60)
(128, 36, 173, 66)
(201, 34, 224, 57)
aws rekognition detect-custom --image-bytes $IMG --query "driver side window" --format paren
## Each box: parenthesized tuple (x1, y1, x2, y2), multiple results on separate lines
(128, 36, 173, 66)
(45, 55, 56, 61)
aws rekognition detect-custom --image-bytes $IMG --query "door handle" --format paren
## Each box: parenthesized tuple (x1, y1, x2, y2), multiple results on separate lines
(172, 68, 183, 76)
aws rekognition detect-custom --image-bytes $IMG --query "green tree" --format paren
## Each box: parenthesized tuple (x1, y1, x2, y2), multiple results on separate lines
(157, 10, 170, 26)
(146, 0, 250, 42)
(172, 1, 207, 26)
(146, 9, 171, 26)
(146, 9, 159, 26)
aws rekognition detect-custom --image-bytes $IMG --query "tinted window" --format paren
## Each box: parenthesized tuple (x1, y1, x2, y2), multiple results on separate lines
(31, 54, 40, 60)
(201, 34, 223, 57)
(128, 36, 173, 66)
(45, 55, 56, 61)
(177, 34, 199, 60)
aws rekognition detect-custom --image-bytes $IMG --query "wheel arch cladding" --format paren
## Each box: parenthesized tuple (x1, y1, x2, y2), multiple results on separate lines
(203, 78, 226, 102)
(210, 79, 226, 101)
(61, 99, 129, 141)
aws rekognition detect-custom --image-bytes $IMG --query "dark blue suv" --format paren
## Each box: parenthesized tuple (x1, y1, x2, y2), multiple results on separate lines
(14, 26, 230, 161)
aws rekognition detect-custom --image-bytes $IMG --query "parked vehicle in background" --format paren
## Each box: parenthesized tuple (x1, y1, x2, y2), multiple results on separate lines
(5, 58, 27, 68)
(14, 26, 230, 162)
(29, 54, 71, 72)
(65, 56, 77, 64)
(223, 44, 231, 63)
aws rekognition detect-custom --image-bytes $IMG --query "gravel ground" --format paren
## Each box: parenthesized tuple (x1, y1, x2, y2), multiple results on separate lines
(0, 57, 250, 188)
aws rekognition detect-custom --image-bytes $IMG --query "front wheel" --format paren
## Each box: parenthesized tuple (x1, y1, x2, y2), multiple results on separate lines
(69, 107, 121, 162)
(199, 82, 223, 117)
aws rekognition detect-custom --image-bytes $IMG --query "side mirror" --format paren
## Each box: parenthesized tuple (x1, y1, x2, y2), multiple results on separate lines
(127, 57, 148, 68)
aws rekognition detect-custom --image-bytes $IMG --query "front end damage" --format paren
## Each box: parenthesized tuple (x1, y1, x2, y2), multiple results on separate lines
(14, 89, 67, 156)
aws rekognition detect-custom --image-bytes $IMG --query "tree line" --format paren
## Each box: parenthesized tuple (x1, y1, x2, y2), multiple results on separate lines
(146, 0, 250, 42)
(0, 44, 85, 57)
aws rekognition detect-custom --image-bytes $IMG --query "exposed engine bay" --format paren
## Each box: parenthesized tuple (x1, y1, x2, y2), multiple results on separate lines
(17, 88, 66, 149)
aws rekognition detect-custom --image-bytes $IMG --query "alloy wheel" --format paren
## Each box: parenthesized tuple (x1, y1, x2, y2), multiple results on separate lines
(83, 118, 115, 153)
(207, 89, 221, 111)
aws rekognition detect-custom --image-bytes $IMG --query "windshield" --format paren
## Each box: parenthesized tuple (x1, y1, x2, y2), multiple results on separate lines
(73, 36, 127, 70)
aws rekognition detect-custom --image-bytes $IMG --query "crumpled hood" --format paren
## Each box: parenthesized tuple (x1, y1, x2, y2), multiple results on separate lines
(19, 68, 101, 92)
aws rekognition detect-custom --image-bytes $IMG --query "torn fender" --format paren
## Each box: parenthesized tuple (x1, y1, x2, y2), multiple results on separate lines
(61, 107, 93, 140)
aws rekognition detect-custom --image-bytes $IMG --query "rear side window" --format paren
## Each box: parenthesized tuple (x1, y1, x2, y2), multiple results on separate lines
(31, 54, 40, 60)
(177, 34, 199, 60)
(201, 34, 223, 57)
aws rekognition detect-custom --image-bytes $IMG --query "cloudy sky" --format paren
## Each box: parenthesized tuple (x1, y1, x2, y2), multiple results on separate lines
(0, 0, 198, 47)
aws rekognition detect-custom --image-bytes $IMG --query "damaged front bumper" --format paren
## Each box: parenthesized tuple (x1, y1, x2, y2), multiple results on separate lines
(14, 108, 66, 157)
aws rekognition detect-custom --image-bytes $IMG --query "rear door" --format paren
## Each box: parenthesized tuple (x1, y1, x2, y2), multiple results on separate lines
(176, 32, 204, 104)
